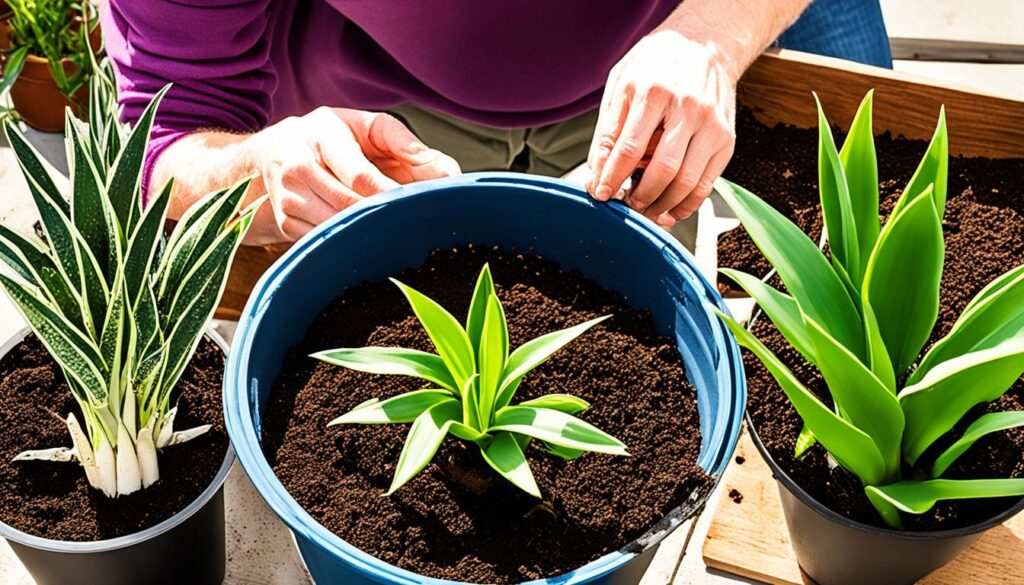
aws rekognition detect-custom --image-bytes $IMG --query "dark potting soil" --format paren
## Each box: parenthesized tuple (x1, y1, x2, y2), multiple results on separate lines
(724, 109, 1024, 530)
(0, 337, 229, 541)
(261, 244, 713, 583)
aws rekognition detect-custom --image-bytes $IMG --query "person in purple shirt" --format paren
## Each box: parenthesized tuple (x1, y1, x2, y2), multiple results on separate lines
(101, 0, 891, 246)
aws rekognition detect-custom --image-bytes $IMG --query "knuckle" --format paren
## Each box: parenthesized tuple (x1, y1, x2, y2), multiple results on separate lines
(617, 138, 644, 159)
(350, 171, 378, 194)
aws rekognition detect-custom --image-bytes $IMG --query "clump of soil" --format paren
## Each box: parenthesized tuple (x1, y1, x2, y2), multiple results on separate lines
(0, 337, 229, 541)
(261, 244, 714, 583)
(724, 109, 1024, 530)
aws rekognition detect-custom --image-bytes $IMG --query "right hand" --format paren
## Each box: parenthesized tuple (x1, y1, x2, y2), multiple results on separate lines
(242, 107, 461, 244)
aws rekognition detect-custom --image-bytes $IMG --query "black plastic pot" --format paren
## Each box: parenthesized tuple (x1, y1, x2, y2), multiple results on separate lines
(747, 413, 1024, 585)
(0, 327, 235, 585)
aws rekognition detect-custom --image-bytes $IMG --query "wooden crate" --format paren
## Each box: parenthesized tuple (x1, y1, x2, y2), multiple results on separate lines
(214, 49, 1024, 319)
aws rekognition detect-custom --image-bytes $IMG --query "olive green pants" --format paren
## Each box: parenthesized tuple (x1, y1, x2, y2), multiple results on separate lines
(391, 104, 698, 251)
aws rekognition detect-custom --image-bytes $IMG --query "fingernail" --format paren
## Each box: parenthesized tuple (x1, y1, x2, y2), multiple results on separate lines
(656, 213, 675, 227)
(595, 184, 612, 201)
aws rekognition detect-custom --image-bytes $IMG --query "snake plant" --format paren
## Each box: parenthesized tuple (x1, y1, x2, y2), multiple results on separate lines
(715, 91, 1024, 528)
(0, 74, 259, 496)
(314, 264, 628, 497)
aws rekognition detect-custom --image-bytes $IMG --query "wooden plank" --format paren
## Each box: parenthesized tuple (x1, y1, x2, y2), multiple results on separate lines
(889, 38, 1024, 64)
(738, 49, 1024, 159)
(216, 49, 1024, 318)
(703, 431, 1024, 585)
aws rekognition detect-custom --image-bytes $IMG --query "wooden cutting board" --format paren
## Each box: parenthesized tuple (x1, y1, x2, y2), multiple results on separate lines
(702, 431, 1024, 585)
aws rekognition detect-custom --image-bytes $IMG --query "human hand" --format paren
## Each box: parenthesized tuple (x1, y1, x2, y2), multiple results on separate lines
(587, 29, 738, 226)
(242, 107, 461, 244)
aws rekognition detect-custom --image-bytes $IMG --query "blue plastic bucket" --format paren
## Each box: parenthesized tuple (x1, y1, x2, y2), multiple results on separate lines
(224, 173, 745, 584)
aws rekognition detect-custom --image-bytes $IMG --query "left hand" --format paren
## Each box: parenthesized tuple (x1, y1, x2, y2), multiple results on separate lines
(587, 29, 738, 226)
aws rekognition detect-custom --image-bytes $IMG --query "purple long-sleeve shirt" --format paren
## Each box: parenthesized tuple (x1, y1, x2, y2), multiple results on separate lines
(101, 1, 679, 194)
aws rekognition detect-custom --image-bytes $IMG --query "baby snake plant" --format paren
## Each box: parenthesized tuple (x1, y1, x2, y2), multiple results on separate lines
(314, 264, 628, 497)
(715, 91, 1024, 529)
(0, 76, 259, 497)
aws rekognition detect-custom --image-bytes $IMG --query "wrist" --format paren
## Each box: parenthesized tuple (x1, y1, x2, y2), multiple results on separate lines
(653, 14, 746, 86)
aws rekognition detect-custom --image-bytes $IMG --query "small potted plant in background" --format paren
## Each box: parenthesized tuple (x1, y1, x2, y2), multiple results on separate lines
(716, 92, 1024, 585)
(1, 0, 98, 131)
(0, 66, 260, 584)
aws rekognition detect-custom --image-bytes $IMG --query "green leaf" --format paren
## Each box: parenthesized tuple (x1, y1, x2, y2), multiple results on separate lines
(545, 443, 585, 460)
(814, 93, 861, 286)
(0, 273, 107, 403)
(107, 85, 169, 232)
(794, 424, 816, 458)
(866, 478, 1024, 526)
(0, 226, 84, 328)
(387, 400, 461, 494)
(862, 300, 896, 393)
(312, 347, 458, 392)
(899, 336, 1024, 465)
(497, 315, 609, 409)
(481, 431, 540, 498)
(2, 121, 68, 217)
(123, 179, 172, 306)
(803, 310, 904, 479)
(67, 112, 119, 282)
(460, 374, 481, 432)
(476, 292, 507, 425)
(0, 47, 28, 97)
(329, 391, 455, 425)
(720, 268, 818, 366)
(517, 394, 590, 415)
(862, 185, 943, 377)
(890, 107, 948, 218)
(932, 412, 1024, 478)
(839, 90, 881, 272)
(714, 178, 864, 358)
(911, 263, 1024, 385)
(391, 278, 476, 387)
(716, 310, 888, 485)
(491, 406, 627, 456)
(466, 263, 495, 352)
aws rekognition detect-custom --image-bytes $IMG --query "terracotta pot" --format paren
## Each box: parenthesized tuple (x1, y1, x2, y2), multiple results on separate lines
(8, 54, 86, 132)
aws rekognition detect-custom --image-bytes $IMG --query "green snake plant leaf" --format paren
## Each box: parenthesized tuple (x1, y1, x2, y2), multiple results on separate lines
(387, 399, 461, 495)
(794, 424, 816, 458)
(866, 478, 1024, 529)
(899, 336, 1024, 465)
(803, 311, 904, 479)
(496, 315, 610, 410)
(312, 347, 458, 392)
(814, 93, 861, 286)
(839, 90, 881, 272)
(2, 121, 68, 217)
(0, 273, 107, 403)
(481, 431, 541, 498)
(460, 374, 481, 432)
(329, 390, 455, 425)
(716, 311, 888, 485)
(862, 300, 897, 393)
(714, 178, 864, 358)
(157, 213, 254, 403)
(931, 412, 1024, 478)
(890, 107, 948, 218)
(862, 185, 943, 378)
(391, 278, 476, 387)
(517, 394, 590, 415)
(476, 292, 508, 425)
(158, 180, 249, 307)
(719, 268, 818, 366)
(123, 180, 172, 307)
(0, 225, 84, 328)
(67, 115, 120, 282)
(492, 406, 628, 456)
(466, 263, 495, 352)
(911, 263, 1024, 385)
(106, 85, 169, 232)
